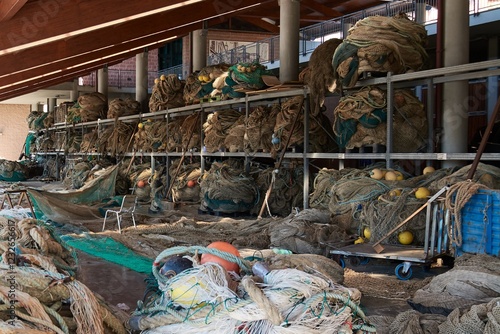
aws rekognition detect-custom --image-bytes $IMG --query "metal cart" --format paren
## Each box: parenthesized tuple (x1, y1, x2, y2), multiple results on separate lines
(330, 186, 452, 280)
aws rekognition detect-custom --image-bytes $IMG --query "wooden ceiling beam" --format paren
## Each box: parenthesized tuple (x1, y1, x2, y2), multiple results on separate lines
(301, 0, 343, 18)
(0, 0, 28, 22)
(237, 16, 280, 33)
(0, 0, 271, 78)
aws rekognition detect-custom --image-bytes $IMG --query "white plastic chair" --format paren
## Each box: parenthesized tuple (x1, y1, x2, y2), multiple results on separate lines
(102, 195, 138, 233)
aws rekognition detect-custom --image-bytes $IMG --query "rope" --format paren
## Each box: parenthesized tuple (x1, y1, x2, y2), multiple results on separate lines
(445, 180, 489, 247)
(241, 276, 283, 325)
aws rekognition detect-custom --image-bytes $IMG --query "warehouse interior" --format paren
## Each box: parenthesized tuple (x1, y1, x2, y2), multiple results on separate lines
(1, 1, 500, 333)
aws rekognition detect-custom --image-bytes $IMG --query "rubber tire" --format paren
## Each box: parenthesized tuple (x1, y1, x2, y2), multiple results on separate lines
(339, 257, 346, 269)
(359, 257, 370, 265)
(349, 257, 361, 267)
(395, 263, 413, 280)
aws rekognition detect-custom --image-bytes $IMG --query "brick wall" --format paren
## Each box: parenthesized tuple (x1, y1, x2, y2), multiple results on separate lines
(0, 104, 30, 161)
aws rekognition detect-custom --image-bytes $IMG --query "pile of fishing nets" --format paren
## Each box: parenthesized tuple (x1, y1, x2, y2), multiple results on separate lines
(180, 113, 201, 152)
(0, 159, 29, 182)
(183, 64, 231, 104)
(200, 159, 258, 214)
(80, 128, 99, 154)
(244, 105, 280, 153)
(133, 119, 167, 152)
(251, 162, 305, 217)
(333, 86, 427, 152)
(149, 74, 185, 112)
(67, 92, 108, 123)
(301, 38, 343, 116)
(165, 116, 185, 152)
(169, 159, 201, 203)
(332, 13, 428, 88)
(97, 120, 136, 156)
(224, 114, 246, 153)
(107, 98, 141, 119)
(26, 111, 50, 131)
(0, 217, 128, 334)
(203, 109, 243, 153)
(129, 165, 153, 202)
(61, 159, 114, 190)
(129, 244, 375, 333)
(269, 208, 349, 256)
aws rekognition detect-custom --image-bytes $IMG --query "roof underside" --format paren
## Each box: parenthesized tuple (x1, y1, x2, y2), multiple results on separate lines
(0, 0, 387, 102)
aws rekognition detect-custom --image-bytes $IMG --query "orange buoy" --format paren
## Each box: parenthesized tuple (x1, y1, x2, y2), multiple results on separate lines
(200, 241, 240, 273)
(137, 180, 146, 188)
(187, 180, 196, 188)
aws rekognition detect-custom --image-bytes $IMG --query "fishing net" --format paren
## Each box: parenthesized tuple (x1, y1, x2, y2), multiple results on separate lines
(226, 61, 273, 92)
(224, 114, 246, 153)
(131, 167, 153, 202)
(432, 162, 500, 190)
(169, 159, 201, 203)
(80, 128, 99, 154)
(130, 245, 374, 334)
(244, 104, 280, 153)
(43, 110, 54, 128)
(333, 86, 427, 152)
(134, 120, 167, 152)
(203, 109, 243, 153)
(107, 98, 141, 119)
(98, 120, 136, 156)
(268, 208, 349, 256)
(149, 74, 185, 112)
(0, 159, 28, 181)
(332, 13, 428, 88)
(408, 254, 500, 316)
(181, 113, 201, 151)
(183, 73, 204, 105)
(251, 163, 305, 217)
(200, 160, 258, 214)
(384, 310, 446, 334)
(305, 38, 343, 116)
(67, 92, 107, 123)
(272, 96, 305, 155)
(165, 117, 185, 152)
(0, 218, 127, 334)
(26, 111, 49, 131)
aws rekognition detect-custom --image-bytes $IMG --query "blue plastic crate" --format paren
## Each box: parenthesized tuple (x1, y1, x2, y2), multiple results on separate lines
(454, 189, 500, 257)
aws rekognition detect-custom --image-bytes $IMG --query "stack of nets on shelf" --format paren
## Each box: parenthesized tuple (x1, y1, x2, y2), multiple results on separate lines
(223, 114, 246, 153)
(200, 159, 258, 214)
(332, 13, 428, 88)
(67, 92, 108, 123)
(169, 159, 201, 203)
(26, 111, 49, 131)
(80, 128, 99, 153)
(244, 104, 280, 153)
(129, 245, 375, 333)
(107, 98, 141, 119)
(133, 119, 167, 152)
(203, 109, 243, 153)
(97, 120, 136, 156)
(184, 64, 231, 104)
(0, 159, 29, 182)
(165, 116, 185, 152)
(0, 217, 128, 334)
(149, 74, 185, 112)
(252, 162, 305, 217)
(181, 113, 201, 151)
(129, 164, 153, 202)
(268, 208, 349, 256)
(333, 86, 427, 152)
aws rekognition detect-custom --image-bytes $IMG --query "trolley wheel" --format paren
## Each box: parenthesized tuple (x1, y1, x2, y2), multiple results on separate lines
(359, 257, 370, 265)
(349, 256, 361, 267)
(395, 263, 413, 280)
(338, 257, 346, 269)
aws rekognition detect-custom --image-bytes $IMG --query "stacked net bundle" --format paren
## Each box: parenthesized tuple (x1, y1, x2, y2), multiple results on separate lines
(80, 128, 99, 153)
(272, 96, 305, 155)
(97, 120, 136, 156)
(332, 13, 428, 88)
(333, 86, 427, 152)
(67, 92, 108, 123)
(181, 113, 201, 151)
(223, 114, 246, 153)
(169, 159, 201, 203)
(0, 218, 127, 334)
(269, 208, 349, 256)
(221, 61, 274, 98)
(305, 38, 343, 116)
(431, 162, 500, 190)
(134, 120, 168, 153)
(183, 73, 204, 105)
(107, 98, 141, 119)
(149, 74, 185, 112)
(130, 166, 153, 202)
(165, 116, 185, 152)
(203, 109, 243, 153)
(26, 111, 49, 131)
(43, 110, 54, 128)
(0, 159, 29, 181)
(251, 162, 305, 217)
(200, 160, 258, 213)
(130, 245, 374, 334)
(65, 129, 83, 154)
(244, 104, 280, 153)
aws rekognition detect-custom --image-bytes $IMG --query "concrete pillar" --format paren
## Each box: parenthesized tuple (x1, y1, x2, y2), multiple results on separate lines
(69, 79, 79, 102)
(192, 29, 207, 71)
(441, 1, 469, 168)
(48, 98, 57, 113)
(487, 36, 499, 120)
(342, 21, 353, 39)
(136, 50, 149, 112)
(279, 0, 300, 83)
(415, 0, 427, 24)
(97, 66, 108, 98)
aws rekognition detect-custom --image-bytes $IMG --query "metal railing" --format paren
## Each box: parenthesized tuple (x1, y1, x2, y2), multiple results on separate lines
(79, 69, 157, 89)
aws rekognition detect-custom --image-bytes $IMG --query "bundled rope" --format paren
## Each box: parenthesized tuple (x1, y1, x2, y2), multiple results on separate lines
(244, 105, 280, 153)
(332, 13, 428, 88)
(169, 160, 201, 203)
(432, 162, 500, 190)
(149, 74, 185, 112)
(107, 98, 141, 119)
(181, 113, 201, 151)
(223, 115, 246, 153)
(97, 120, 136, 156)
(166, 116, 186, 152)
(133, 120, 167, 153)
(67, 93, 107, 123)
(203, 109, 243, 153)
(200, 160, 258, 213)
(272, 96, 305, 156)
